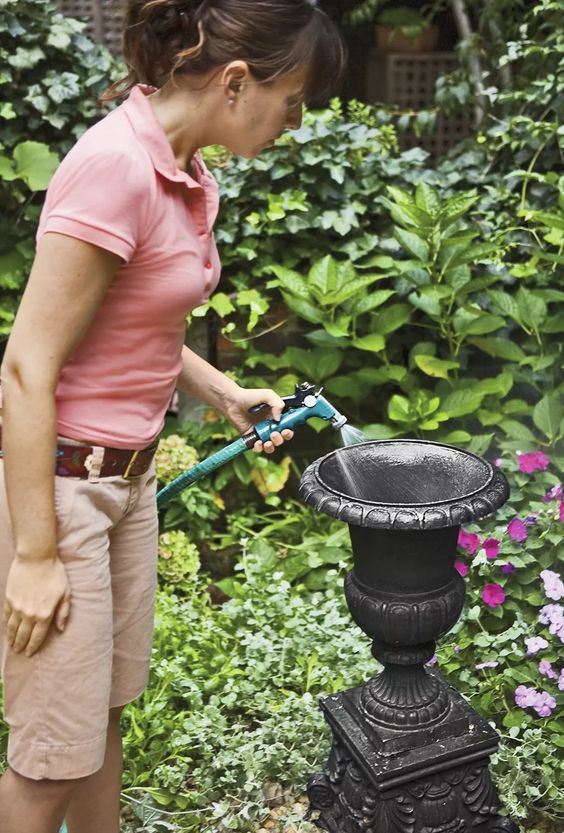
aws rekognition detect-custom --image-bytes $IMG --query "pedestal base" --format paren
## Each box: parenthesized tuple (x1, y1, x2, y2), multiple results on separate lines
(307, 672, 520, 833)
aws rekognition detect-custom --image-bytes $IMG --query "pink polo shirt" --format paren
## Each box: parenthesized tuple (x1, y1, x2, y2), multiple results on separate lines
(36, 85, 221, 449)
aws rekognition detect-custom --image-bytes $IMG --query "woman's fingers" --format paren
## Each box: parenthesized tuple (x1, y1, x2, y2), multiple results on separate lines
(253, 429, 294, 454)
(12, 618, 34, 654)
(25, 620, 53, 657)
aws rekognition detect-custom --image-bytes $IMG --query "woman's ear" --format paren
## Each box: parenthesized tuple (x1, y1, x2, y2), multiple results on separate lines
(221, 60, 251, 102)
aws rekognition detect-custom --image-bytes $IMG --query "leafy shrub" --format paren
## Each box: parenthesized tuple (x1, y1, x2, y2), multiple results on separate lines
(0, 0, 119, 333)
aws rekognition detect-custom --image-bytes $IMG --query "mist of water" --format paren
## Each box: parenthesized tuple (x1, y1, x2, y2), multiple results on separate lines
(334, 423, 369, 498)
(339, 423, 367, 446)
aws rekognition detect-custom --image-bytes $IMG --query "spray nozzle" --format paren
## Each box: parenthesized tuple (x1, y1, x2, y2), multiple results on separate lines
(245, 382, 347, 447)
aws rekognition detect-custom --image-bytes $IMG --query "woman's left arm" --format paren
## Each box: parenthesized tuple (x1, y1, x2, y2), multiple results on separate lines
(176, 346, 293, 453)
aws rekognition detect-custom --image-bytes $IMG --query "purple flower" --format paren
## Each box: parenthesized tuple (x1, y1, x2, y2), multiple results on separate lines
(453, 645, 460, 654)
(500, 562, 515, 574)
(482, 583, 505, 608)
(518, 451, 550, 473)
(515, 685, 557, 717)
(538, 660, 557, 680)
(524, 514, 539, 526)
(458, 529, 480, 554)
(455, 560, 469, 578)
(559, 669, 564, 692)
(539, 604, 564, 643)
(426, 654, 437, 666)
(534, 691, 557, 717)
(483, 537, 500, 560)
(507, 518, 528, 542)
(525, 636, 548, 655)
(475, 661, 499, 670)
(540, 569, 564, 602)
(543, 483, 563, 502)
(515, 685, 537, 708)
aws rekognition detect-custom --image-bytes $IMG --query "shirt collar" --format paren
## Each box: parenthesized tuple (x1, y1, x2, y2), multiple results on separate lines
(121, 84, 209, 190)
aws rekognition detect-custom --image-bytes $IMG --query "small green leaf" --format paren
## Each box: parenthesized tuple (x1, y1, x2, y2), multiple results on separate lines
(352, 333, 386, 352)
(12, 141, 59, 190)
(414, 355, 459, 379)
(533, 393, 563, 442)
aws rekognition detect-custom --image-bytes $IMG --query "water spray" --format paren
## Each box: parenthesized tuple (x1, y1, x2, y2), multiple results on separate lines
(156, 382, 347, 508)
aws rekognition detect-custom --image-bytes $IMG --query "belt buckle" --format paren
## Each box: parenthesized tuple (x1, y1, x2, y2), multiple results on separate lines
(123, 449, 141, 480)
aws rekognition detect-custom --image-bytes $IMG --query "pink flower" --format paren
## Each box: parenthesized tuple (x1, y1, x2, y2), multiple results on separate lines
(500, 562, 515, 574)
(455, 560, 469, 577)
(482, 583, 505, 608)
(458, 529, 480, 554)
(540, 569, 564, 601)
(508, 518, 528, 542)
(538, 660, 557, 680)
(483, 537, 500, 560)
(525, 636, 548, 655)
(518, 451, 550, 473)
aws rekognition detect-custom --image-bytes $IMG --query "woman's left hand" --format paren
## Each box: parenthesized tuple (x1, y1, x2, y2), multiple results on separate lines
(221, 387, 294, 454)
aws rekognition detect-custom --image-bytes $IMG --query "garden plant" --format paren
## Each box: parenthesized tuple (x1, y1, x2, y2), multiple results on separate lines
(0, 0, 562, 831)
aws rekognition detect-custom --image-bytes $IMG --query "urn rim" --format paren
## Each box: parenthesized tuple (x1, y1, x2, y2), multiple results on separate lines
(299, 439, 510, 530)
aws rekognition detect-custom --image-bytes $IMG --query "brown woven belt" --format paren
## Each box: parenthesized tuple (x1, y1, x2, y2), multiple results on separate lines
(0, 428, 158, 479)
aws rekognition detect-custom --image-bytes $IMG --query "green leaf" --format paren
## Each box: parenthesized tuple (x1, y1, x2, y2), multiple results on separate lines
(470, 337, 526, 361)
(388, 395, 412, 423)
(500, 420, 538, 442)
(281, 293, 323, 324)
(414, 355, 459, 379)
(441, 389, 485, 418)
(363, 423, 402, 439)
(454, 311, 506, 336)
(309, 255, 339, 296)
(352, 333, 386, 352)
(270, 265, 309, 299)
(516, 287, 547, 330)
(12, 141, 59, 190)
(488, 290, 520, 321)
(415, 182, 441, 215)
(208, 292, 235, 317)
(351, 289, 395, 315)
(372, 303, 412, 335)
(533, 393, 563, 442)
(394, 228, 430, 262)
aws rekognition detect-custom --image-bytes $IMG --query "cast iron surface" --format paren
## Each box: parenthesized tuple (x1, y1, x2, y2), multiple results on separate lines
(299, 440, 509, 530)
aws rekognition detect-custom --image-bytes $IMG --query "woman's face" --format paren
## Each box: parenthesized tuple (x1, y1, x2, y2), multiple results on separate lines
(222, 65, 307, 158)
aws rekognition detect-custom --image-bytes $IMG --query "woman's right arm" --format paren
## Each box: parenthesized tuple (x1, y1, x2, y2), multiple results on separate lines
(1, 232, 122, 657)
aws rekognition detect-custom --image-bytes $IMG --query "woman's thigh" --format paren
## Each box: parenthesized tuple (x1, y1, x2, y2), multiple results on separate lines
(0, 464, 141, 780)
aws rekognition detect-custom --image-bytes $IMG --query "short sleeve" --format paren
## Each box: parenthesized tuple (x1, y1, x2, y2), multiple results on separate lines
(38, 147, 151, 263)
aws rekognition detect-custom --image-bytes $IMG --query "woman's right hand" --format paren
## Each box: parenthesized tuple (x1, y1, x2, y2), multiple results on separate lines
(3, 557, 71, 657)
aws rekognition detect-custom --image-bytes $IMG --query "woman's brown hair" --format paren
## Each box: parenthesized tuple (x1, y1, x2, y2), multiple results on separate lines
(101, 0, 346, 105)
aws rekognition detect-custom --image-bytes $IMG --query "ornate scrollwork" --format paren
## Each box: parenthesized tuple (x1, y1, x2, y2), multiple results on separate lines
(462, 764, 501, 816)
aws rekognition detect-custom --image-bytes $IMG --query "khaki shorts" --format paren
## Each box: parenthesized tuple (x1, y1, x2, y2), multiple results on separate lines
(0, 458, 158, 780)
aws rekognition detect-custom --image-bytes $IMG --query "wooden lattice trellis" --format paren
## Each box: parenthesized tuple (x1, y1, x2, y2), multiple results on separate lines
(55, 0, 124, 54)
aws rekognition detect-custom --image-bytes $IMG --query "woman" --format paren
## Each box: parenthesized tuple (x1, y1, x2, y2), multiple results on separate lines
(0, 1, 345, 831)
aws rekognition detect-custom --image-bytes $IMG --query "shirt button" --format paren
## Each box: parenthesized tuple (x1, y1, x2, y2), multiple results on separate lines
(204, 260, 212, 269)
